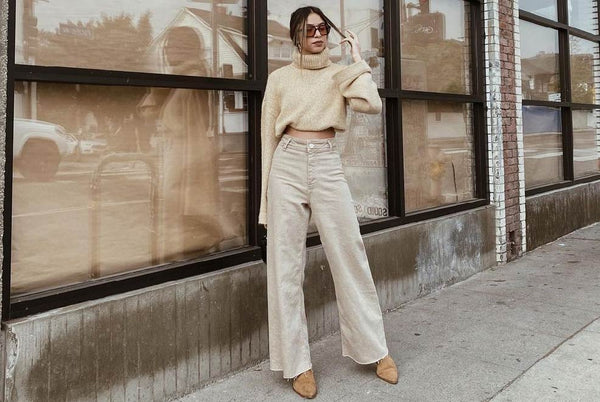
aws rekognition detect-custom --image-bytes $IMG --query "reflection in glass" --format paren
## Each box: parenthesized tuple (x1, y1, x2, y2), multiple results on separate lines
(573, 109, 600, 177)
(402, 101, 476, 212)
(267, 0, 385, 87)
(337, 104, 388, 223)
(304, 102, 388, 233)
(521, 21, 561, 102)
(523, 106, 563, 188)
(12, 82, 248, 295)
(15, 0, 248, 78)
(568, 0, 599, 34)
(520, 0, 558, 20)
(570, 36, 600, 104)
(400, 0, 471, 94)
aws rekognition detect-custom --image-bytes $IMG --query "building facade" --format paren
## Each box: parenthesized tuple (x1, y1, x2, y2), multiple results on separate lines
(0, 0, 598, 400)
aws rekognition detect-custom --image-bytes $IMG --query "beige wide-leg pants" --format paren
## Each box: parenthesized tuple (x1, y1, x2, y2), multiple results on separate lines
(266, 134, 389, 379)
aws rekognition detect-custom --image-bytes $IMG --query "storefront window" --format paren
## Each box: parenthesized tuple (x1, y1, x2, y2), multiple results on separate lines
(266, 0, 385, 88)
(523, 106, 563, 188)
(521, 21, 561, 102)
(11, 82, 248, 295)
(402, 101, 476, 212)
(400, 0, 472, 94)
(568, 0, 599, 34)
(573, 109, 600, 177)
(337, 104, 388, 222)
(15, 0, 248, 78)
(570, 35, 600, 104)
(520, 0, 558, 20)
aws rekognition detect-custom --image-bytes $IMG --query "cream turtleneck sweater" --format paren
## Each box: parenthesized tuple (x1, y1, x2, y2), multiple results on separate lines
(259, 47, 382, 226)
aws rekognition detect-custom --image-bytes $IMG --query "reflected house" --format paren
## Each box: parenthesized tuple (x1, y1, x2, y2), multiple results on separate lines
(521, 52, 561, 101)
(148, 7, 247, 79)
(146, 7, 290, 151)
(266, 17, 294, 72)
(148, 7, 291, 77)
(147, 7, 248, 151)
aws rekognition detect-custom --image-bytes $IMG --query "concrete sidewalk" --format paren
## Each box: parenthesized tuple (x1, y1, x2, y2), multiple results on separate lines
(176, 223, 600, 401)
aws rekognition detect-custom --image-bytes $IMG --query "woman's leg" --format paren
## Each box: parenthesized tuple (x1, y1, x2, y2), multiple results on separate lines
(266, 145, 312, 379)
(310, 149, 388, 364)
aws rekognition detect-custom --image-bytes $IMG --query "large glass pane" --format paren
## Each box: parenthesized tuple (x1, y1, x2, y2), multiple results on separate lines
(400, 0, 472, 94)
(16, 0, 248, 78)
(305, 102, 388, 233)
(523, 105, 563, 188)
(568, 0, 599, 34)
(337, 103, 388, 222)
(521, 21, 561, 102)
(520, 0, 558, 21)
(402, 101, 476, 212)
(573, 109, 600, 177)
(267, 0, 385, 88)
(12, 82, 248, 295)
(570, 35, 600, 104)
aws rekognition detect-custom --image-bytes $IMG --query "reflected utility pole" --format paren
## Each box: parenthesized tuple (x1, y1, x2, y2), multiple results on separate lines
(340, 0, 346, 59)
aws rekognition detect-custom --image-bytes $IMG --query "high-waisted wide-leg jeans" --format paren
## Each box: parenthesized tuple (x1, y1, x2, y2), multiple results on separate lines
(266, 134, 389, 379)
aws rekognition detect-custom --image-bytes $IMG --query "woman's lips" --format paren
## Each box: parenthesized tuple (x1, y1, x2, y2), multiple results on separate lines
(313, 41, 324, 45)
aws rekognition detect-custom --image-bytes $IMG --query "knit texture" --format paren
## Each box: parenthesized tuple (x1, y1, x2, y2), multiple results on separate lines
(259, 47, 382, 226)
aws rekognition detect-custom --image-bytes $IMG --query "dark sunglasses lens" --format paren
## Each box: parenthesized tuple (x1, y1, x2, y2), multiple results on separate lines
(306, 24, 329, 37)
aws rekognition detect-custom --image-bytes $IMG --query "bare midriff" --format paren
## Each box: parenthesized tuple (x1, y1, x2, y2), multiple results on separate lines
(285, 126, 335, 139)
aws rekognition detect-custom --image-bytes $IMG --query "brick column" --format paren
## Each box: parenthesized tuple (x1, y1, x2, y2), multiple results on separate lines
(499, 0, 526, 261)
(485, 0, 508, 263)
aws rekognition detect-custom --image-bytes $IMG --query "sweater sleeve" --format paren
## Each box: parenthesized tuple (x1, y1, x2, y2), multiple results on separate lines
(258, 74, 281, 227)
(332, 59, 382, 114)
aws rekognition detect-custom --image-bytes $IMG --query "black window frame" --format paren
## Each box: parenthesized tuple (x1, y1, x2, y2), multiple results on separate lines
(520, 0, 600, 196)
(2, 0, 488, 319)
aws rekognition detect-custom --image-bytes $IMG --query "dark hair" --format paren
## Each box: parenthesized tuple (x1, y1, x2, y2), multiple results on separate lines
(289, 6, 345, 52)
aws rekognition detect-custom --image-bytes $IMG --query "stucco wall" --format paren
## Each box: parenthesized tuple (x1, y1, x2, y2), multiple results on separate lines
(2, 206, 495, 401)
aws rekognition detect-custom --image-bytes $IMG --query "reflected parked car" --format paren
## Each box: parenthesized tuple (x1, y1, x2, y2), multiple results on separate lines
(13, 118, 78, 180)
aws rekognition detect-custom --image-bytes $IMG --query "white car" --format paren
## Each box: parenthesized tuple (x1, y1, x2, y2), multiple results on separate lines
(13, 118, 77, 180)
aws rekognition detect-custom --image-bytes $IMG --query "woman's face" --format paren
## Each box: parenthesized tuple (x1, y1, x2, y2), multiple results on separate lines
(301, 13, 328, 54)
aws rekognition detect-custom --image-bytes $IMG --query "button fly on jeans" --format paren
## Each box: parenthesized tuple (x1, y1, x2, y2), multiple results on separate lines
(308, 143, 315, 149)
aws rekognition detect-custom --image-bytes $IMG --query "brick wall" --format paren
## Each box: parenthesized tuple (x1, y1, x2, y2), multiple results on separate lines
(499, 0, 525, 260)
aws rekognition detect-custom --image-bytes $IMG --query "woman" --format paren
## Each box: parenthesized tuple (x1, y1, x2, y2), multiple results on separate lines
(260, 6, 398, 399)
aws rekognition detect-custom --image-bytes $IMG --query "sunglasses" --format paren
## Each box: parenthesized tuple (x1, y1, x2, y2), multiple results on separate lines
(305, 23, 331, 37)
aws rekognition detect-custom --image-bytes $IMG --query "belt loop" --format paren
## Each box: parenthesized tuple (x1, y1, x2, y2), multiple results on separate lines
(327, 139, 333, 150)
(283, 137, 292, 150)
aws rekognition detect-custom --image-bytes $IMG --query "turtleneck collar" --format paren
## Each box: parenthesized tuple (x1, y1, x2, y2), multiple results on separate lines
(292, 47, 331, 70)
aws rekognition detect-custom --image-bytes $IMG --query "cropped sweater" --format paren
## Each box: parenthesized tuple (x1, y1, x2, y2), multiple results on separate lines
(259, 47, 382, 226)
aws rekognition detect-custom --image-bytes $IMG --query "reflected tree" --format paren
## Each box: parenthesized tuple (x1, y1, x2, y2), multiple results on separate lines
(36, 11, 154, 72)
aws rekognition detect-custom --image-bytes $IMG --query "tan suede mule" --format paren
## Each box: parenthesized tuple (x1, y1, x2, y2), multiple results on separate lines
(292, 369, 317, 399)
(376, 355, 398, 384)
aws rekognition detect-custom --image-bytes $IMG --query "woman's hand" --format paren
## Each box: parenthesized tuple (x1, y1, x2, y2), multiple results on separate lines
(340, 30, 362, 63)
